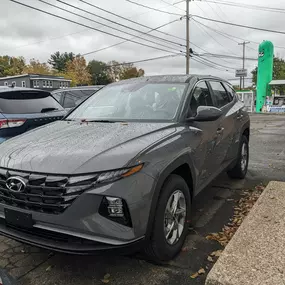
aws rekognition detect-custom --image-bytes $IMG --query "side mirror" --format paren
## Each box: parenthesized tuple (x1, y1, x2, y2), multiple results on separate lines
(188, 106, 222, 122)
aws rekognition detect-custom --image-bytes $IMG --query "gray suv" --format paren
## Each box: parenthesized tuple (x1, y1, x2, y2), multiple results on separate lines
(0, 75, 249, 262)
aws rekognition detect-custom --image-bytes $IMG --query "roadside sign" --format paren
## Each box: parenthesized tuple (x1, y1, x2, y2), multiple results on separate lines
(235, 69, 248, 77)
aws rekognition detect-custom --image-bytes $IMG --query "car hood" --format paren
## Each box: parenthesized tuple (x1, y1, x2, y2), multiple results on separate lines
(0, 120, 176, 174)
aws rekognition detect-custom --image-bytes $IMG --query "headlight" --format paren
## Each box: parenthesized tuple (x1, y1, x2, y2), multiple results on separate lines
(67, 164, 143, 190)
(97, 164, 143, 183)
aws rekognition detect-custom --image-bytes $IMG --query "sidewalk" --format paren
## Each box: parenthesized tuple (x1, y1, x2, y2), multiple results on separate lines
(206, 181, 285, 285)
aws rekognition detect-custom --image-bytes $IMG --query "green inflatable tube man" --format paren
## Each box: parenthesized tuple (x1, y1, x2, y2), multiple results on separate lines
(256, 41, 274, 112)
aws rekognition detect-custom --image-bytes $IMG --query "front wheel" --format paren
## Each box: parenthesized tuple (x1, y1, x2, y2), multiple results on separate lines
(144, 174, 191, 263)
(227, 135, 249, 179)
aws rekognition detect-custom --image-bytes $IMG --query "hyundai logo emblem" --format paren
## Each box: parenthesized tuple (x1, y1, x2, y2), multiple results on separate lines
(6, 177, 26, 193)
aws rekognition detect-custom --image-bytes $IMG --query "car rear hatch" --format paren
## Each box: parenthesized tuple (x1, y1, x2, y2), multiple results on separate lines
(0, 90, 66, 138)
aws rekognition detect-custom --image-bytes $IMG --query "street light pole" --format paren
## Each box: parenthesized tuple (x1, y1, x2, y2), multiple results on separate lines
(186, 0, 190, 74)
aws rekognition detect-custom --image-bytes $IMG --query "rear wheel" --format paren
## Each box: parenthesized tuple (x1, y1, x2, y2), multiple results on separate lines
(227, 135, 249, 179)
(144, 174, 191, 263)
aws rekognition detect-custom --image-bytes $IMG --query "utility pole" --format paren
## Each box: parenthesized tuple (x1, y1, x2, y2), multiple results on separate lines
(186, 0, 190, 74)
(238, 41, 250, 89)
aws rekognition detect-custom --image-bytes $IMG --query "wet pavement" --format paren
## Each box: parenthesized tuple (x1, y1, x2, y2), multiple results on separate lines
(1, 113, 285, 285)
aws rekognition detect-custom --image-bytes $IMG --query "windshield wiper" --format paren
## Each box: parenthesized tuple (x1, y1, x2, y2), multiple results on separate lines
(41, 107, 59, 113)
(83, 120, 117, 123)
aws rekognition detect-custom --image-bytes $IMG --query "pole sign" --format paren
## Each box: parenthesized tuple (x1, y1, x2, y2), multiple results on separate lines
(235, 69, 248, 77)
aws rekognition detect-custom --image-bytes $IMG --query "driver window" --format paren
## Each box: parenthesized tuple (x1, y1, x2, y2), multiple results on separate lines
(190, 81, 213, 116)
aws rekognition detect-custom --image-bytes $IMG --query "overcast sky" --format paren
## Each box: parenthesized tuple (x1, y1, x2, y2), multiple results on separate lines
(1, 0, 285, 85)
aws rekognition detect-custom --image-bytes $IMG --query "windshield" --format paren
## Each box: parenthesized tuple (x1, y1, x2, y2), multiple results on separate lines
(66, 83, 186, 121)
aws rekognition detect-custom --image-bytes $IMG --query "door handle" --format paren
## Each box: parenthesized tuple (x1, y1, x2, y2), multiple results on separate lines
(216, 127, 224, 135)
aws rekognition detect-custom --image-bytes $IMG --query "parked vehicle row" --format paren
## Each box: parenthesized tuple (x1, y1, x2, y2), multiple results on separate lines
(0, 75, 250, 262)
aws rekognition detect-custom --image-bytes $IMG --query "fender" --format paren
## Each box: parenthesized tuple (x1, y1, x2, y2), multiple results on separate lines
(145, 153, 196, 240)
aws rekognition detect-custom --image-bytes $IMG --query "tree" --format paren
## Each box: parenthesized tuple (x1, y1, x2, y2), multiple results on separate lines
(23, 59, 51, 74)
(48, 51, 76, 73)
(120, 66, 145, 80)
(107, 61, 145, 81)
(66, 56, 91, 86)
(87, 60, 113, 85)
(0, 56, 26, 77)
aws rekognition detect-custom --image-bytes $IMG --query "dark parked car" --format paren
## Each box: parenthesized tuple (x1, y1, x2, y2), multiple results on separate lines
(0, 87, 66, 143)
(0, 75, 249, 262)
(51, 85, 103, 110)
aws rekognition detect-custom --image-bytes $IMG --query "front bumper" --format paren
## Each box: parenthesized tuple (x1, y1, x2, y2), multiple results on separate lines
(0, 171, 155, 254)
(0, 218, 145, 255)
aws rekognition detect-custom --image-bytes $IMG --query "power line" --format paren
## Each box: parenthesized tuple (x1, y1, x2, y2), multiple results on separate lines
(106, 53, 183, 67)
(193, 19, 257, 52)
(202, 0, 285, 14)
(160, 0, 185, 12)
(82, 19, 184, 56)
(3, 0, 184, 52)
(38, 0, 183, 54)
(78, 0, 186, 42)
(192, 21, 238, 57)
(194, 55, 236, 70)
(191, 14, 285, 35)
(125, 0, 183, 16)
(198, 53, 257, 61)
(9, 0, 185, 55)
(55, 0, 184, 49)
(192, 56, 232, 72)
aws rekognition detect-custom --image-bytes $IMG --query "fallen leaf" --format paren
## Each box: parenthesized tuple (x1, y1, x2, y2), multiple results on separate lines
(103, 274, 111, 280)
(45, 265, 52, 272)
(101, 279, 110, 284)
(190, 272, 199, 279)
(211, 250, 223, 257)
(181, 247, 189, 252)
(198, 268, 206, 275)
(207, 256, 214, 262)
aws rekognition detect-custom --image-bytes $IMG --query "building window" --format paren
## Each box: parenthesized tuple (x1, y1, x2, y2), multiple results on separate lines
(22, 81, 26, 88)
(43, 80, 46, 88)
(50, 81, 53, 88)
(33, 80, 39, 88)
(4, 82, 8, 86)
(60, 82, 63, 89)
(12, 81, 16, 87)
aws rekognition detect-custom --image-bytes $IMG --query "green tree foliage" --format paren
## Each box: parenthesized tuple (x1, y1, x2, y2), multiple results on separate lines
(48, 51, 76, 72)
(0, 56, 26, 76)
(87, 60, 112, 85)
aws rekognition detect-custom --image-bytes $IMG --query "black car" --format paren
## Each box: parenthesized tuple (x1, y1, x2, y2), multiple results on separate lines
(0, 86, 66, 143)
(51, 86, 104, 110)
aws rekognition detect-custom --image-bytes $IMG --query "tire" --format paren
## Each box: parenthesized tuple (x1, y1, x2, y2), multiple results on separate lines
(144, 174, 191, 263)
(227, 135, 249, 179)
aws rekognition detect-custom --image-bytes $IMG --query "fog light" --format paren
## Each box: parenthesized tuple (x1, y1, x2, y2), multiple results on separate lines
(99, 196, 132, 227)
(106, 197, 124, 217)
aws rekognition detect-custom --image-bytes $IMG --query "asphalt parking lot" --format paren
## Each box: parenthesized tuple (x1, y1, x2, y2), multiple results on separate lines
(1, 113, 285, 285)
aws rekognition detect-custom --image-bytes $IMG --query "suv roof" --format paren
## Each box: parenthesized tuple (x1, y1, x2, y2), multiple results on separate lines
(52, 85, 104, 93)
(0, 86, 48, 93)
(108, 74, 227, 84)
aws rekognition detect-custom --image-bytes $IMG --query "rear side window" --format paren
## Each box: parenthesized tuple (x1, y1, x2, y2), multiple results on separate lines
(224, 83, 237, 101)
(52, 91, 63, 102)
(0, 91, 64, 114)
(63, 89, 96, 108)
(209, 81, 231, 108)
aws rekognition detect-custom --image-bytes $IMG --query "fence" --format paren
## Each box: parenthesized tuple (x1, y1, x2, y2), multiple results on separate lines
(236, 91, 255, 113)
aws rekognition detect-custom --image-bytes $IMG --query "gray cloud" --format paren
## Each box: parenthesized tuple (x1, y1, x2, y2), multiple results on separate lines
(0, 0, 284, 84)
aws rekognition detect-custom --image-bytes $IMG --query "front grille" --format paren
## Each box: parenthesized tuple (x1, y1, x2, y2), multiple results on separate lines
(0, 169, 96, 214)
